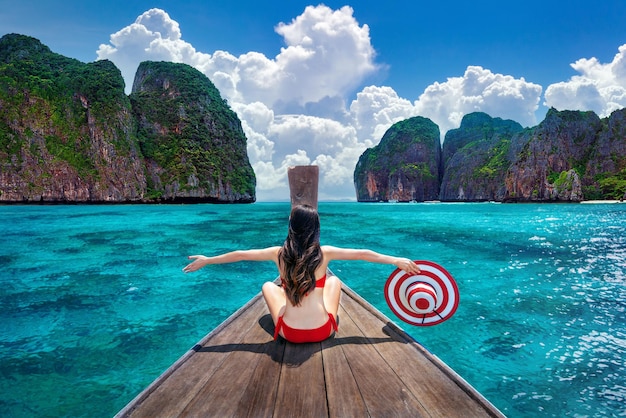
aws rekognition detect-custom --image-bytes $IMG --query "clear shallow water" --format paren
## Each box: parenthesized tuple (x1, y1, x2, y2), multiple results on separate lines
(1, 202, 625, 417)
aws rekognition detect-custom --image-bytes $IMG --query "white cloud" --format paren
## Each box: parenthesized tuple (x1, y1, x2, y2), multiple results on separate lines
(97, 8, 206, 91)
(349, 85, 417, 143)
(544, 44, 626, 116)
(273, 5, 378, 104)
(414, 66, 542, 135)
(96, 7, 553, 201)
(258, 114, 363, 200)
(347, 67, 542, 146)
(97, 6, 381, 201)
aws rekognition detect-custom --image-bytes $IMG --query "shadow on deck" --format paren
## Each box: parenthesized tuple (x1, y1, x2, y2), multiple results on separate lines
(116, 282, 505, 417)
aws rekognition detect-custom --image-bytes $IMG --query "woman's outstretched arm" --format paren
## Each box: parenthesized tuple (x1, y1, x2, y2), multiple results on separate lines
(322, 245, 421, 274)
(183, 246, 281, 273)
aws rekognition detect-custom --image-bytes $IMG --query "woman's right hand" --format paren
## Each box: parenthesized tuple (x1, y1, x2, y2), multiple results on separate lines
(183, 255, 208, 273)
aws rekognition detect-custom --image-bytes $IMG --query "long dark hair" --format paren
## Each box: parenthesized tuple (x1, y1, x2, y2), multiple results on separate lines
(278, 205, 323, 306)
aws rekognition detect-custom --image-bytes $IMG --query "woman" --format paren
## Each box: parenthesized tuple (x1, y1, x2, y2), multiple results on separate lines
(183, 205, 420, 343)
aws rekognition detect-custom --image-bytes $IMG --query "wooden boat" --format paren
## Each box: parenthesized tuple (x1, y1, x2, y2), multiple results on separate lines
(117, 167, 504, 417)
(116, 279, 504, 417)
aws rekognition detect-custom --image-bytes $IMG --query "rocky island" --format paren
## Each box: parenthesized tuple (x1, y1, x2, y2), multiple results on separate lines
(355, 109, 626, 202)
(354, 116, 441, 202)
(2, 34, 624, 204)
(0, 34, 255, 203)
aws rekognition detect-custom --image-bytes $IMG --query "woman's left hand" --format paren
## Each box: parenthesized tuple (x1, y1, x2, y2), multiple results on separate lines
(394, 258, 421, 274)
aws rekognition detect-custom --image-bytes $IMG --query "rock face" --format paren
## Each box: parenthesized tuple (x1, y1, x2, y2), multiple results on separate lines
(131, 61, 255, 202)
(440, 113, 524, 201)
(583, 108, 626, 199)
(504, 109, 602, 202)
(0, 34, 146, 202)
(355, 110, 626, 202)
(354, 117, 441, 202)
(0, 34, 255, 203)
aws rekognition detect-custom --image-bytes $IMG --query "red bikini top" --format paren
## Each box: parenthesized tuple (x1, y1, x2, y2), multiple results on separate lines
(315, 274, 327, 288)
(281, 274, 327, 288)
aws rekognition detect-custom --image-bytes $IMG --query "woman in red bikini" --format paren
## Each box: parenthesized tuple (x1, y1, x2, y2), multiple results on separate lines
(183, 205, 420, 343)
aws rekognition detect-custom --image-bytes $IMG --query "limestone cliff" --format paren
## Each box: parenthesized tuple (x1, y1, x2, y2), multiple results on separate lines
(354, 117, 441, 202)
(0, 34, 146, 202)
(131, 61, 255, 202)
(504, 109, 604, 202)
(440, 113, 523, 201)
(441, 112, 523, 168)
(355, 109, 626, 202)
(0, 34, 255, 203)
(580, 108, 626, 200)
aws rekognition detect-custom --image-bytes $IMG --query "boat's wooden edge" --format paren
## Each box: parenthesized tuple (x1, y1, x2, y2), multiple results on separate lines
(114, 291, 265, 418)
(339, 281, 505, 418)
(116, 276, 504, 418)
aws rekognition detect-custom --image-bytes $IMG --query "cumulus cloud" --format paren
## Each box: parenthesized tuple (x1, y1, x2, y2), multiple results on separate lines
(413, 66, 542, 135)
(544, 44, 626, 116)
(97, 8, 207, 91)
(347, 67, 543, 146)
(97, 7, 547, 201)
(349, 85, 418, 143)
(273, 5, 378, 105)
(97, 6, 382, 200)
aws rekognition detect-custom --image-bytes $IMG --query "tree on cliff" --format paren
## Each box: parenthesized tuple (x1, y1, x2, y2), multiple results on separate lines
(354, 116, 441, 202)
(354, 110, 626, 202)
(0, 34, 255, 203)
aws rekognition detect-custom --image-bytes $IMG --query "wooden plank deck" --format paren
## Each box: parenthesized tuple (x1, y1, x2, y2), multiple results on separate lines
(116, 280, 505, 418)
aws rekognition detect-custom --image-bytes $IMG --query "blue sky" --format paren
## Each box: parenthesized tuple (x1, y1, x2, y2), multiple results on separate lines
(2, 1, 626, 200)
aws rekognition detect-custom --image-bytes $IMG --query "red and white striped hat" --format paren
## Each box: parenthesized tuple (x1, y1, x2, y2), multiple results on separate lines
(385, 260, 459, 326)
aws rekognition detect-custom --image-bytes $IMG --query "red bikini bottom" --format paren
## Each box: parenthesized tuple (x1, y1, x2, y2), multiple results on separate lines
(273, 313, 338, 343)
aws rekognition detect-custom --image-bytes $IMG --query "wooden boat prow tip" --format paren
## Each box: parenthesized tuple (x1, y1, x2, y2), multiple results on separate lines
(116, 277, 505, 417)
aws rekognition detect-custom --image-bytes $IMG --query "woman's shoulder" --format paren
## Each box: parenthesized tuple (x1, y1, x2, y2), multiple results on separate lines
(321, 245, 364, 261)
(320, 245, 348, 257)
(239, 246, 281, 261)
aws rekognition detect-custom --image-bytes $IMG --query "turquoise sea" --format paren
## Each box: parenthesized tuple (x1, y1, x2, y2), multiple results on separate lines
(1, 202, 625, 417)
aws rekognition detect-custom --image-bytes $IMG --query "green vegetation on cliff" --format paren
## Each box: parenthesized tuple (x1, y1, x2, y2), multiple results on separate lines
(597, 168, 626, 200)
(0, 34, 133, 180)
(354, 116, 440, 202)
(356, 110, 626, 202)
(356, 117, 439, 173)
(0, 34, 256, 203)
(438, 113, 523, 201)
(131, 61, 255, 200)
(442, 112, 523, 168)
(474, 139, 511, 179)
(373, 117, 438, 157)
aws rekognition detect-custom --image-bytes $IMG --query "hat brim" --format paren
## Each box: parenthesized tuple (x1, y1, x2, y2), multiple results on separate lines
(384, 260, 459, 326)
